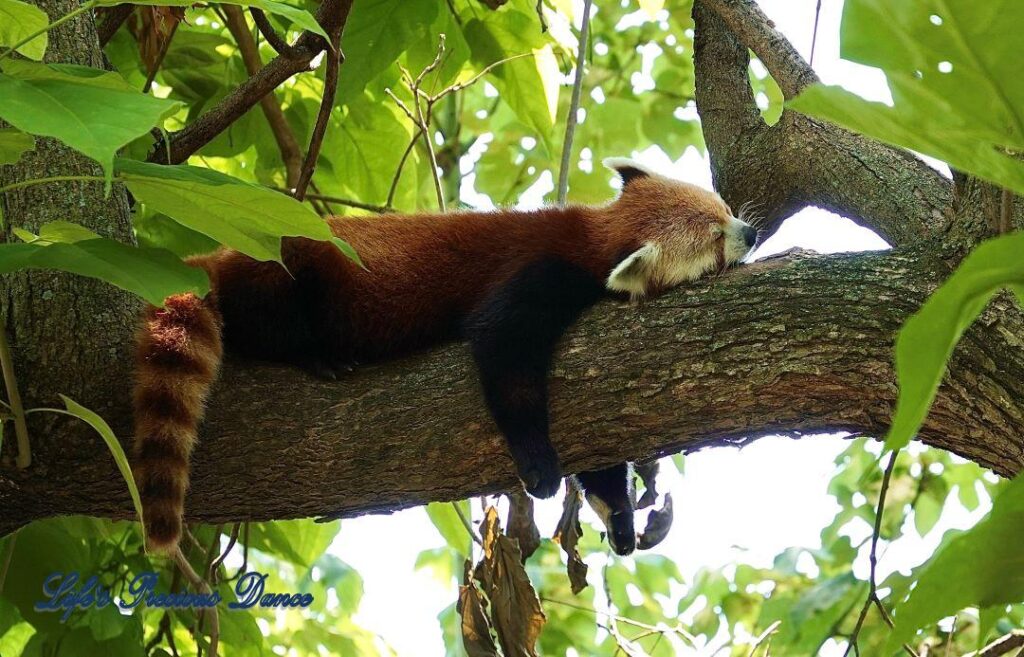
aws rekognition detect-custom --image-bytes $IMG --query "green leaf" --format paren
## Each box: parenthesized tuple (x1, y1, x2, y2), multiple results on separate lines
(788, 0, 1024, 194)
(0, 60, 180, 181)
(245, 519, 340, 569)
(336, 0, 439, 99)
(56, 395, 147, 545)
(0, 222, 209, 306)
(888, 473, 1024, 649)
(883, 232, 1024, 451)
(0, 128, 34, 165)
(425, 501, 473, 558)
(465, 3, 558, 153)
(93, 0, 328, 40)
(116, 159, 358, 264)
(0, 0, 48, 60)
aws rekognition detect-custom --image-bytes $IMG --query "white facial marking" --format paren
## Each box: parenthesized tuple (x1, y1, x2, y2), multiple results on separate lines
(724, 215, 756, 265)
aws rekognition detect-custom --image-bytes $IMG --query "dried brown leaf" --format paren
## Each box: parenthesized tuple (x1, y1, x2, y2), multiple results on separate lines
(553, 479, 588, 594)
(458, 560, 499, 657)
(476, 506, 546, 657)
(506, 490, 541, 561)
(635, 460, 659, 510)
(128, 6, 184, 73)
(637, 492, 674, 550)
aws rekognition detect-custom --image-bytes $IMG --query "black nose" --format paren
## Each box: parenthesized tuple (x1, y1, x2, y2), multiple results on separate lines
(742, 225, 758, 248)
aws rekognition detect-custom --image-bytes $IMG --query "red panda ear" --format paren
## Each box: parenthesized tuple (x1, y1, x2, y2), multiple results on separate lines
(604, 157, 653, 187)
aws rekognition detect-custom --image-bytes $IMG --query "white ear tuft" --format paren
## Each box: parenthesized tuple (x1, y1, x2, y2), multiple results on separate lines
(603, 157, 656, 186)
(607, 243, 659, 299)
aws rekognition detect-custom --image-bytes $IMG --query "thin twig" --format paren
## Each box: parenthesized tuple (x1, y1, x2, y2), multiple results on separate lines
(223, 5, 304, 187)
(967, 630, 1024, 657)
(294, 27, 343, 201)
(748, 620, 781, 657)
(556, 0, 593, 205)
(0, 532, 16, 594)
(0, 327, 30, 469)
(843, 451, 918, 657)
(386, 126, 423, 208)
(809, 0, 823, 67)
(210, 523, 241, 584)
(249, 8, 297, 56)
(174, 548, 219, 657)
(142, 19, 180, 94)
(271, 187, 390, 213)
(452, 502, 483, 547)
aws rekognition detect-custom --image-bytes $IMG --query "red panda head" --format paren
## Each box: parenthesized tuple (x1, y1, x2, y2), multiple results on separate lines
(600, 157, 757, 300)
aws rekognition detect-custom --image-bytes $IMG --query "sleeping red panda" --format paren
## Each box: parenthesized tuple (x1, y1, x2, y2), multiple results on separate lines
(132, 157, 757, 556)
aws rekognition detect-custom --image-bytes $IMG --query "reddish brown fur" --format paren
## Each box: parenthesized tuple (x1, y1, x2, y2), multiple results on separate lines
(132, 173, 735, 552)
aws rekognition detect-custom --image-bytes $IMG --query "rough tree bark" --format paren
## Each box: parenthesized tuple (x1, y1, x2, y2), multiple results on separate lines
(1, 0, 1022, 535)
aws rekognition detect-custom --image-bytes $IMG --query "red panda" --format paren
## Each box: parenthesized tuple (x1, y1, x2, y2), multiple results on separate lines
(132, 157, 757, 556)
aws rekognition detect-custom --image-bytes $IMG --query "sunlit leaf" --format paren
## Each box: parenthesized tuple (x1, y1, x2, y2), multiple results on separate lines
(0, 0, 48, 60)
(94, 0, 328, 39)
(0, 127, 34, 166)
(0, 60, 179, 181)
(0, 222, 209, 305)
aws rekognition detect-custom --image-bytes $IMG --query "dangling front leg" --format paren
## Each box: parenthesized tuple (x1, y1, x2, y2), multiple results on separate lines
(466, 257, 605, 499)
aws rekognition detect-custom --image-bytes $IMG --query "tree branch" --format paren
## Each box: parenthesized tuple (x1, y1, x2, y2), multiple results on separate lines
(692, 0, 952, 247)
(249, 8, 297, 57)
(148, 0, 354, 165)
(3, 249, 1022, 532)
(222, 5, 303, 188)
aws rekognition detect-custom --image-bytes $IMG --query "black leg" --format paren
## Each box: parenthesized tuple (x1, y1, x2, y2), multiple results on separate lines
(466, 257, 604, 499)
(576, 463, 637, 555)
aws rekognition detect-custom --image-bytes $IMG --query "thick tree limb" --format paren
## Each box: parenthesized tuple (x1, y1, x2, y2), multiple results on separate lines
(693, 1, 952, 247)
(148, 0, 354, 165)
(3, 249, 1023, 533)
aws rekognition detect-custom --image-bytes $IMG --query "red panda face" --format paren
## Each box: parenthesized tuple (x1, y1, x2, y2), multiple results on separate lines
(601, 157, 756, 300)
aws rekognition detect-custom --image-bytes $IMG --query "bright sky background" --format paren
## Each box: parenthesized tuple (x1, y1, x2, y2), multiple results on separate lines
(329, 2, 989, 655)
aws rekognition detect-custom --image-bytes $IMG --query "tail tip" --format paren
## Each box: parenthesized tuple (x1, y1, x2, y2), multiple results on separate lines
(145, 514, 182, 554)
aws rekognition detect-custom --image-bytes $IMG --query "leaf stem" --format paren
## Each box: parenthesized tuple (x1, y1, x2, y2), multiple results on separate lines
(0, 175, 113, 196)
(0, 327, 30, 469)
(0, 532, 16, 594)
(0, 0, 98, 61)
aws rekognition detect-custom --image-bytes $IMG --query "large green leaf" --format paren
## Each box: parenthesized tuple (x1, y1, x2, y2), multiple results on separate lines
(888, 473, 1024, 649)
(245, 519, 340, 569)
(884, 232, 1024, 451)
(788, 0, 1024, 194)
(54, 395, 147, 547)
(425, 501, 473, 558)
(464, 0, 558, 153)
(0, 221, 209, 306)
(93, 0, 328, 39)
(336, 0, 439, 100)
(0, 127, 34, 165)
(0, 60, 180, 180)
(116, 159, 355, 263)
(0, 0, 48, 60)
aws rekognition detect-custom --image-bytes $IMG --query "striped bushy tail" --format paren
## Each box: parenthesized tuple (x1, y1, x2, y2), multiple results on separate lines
(133, 292, 223, 553)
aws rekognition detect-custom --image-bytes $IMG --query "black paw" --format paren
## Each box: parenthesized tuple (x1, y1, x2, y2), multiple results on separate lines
(607, 510, 636, 556)
(515, 451, 563, 499)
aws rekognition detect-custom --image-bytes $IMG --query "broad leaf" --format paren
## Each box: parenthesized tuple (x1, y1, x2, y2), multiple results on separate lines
(426, 501, 473, 558)
(0, 0, 48, 60)
(94, 0, 328, 39)
(888, 473, 1024, 649)
(55, 395, 147, 546)
(0, 221, 209, 305)
(336, 0, 439, 99)
(789, 0, 1024, 194)
(0, 60, 180, 180)
(465, 2, 558, 153)
(884, 232, 1024, 451)
(116, 159, 357, 264)
(0, 127, 34, 165)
